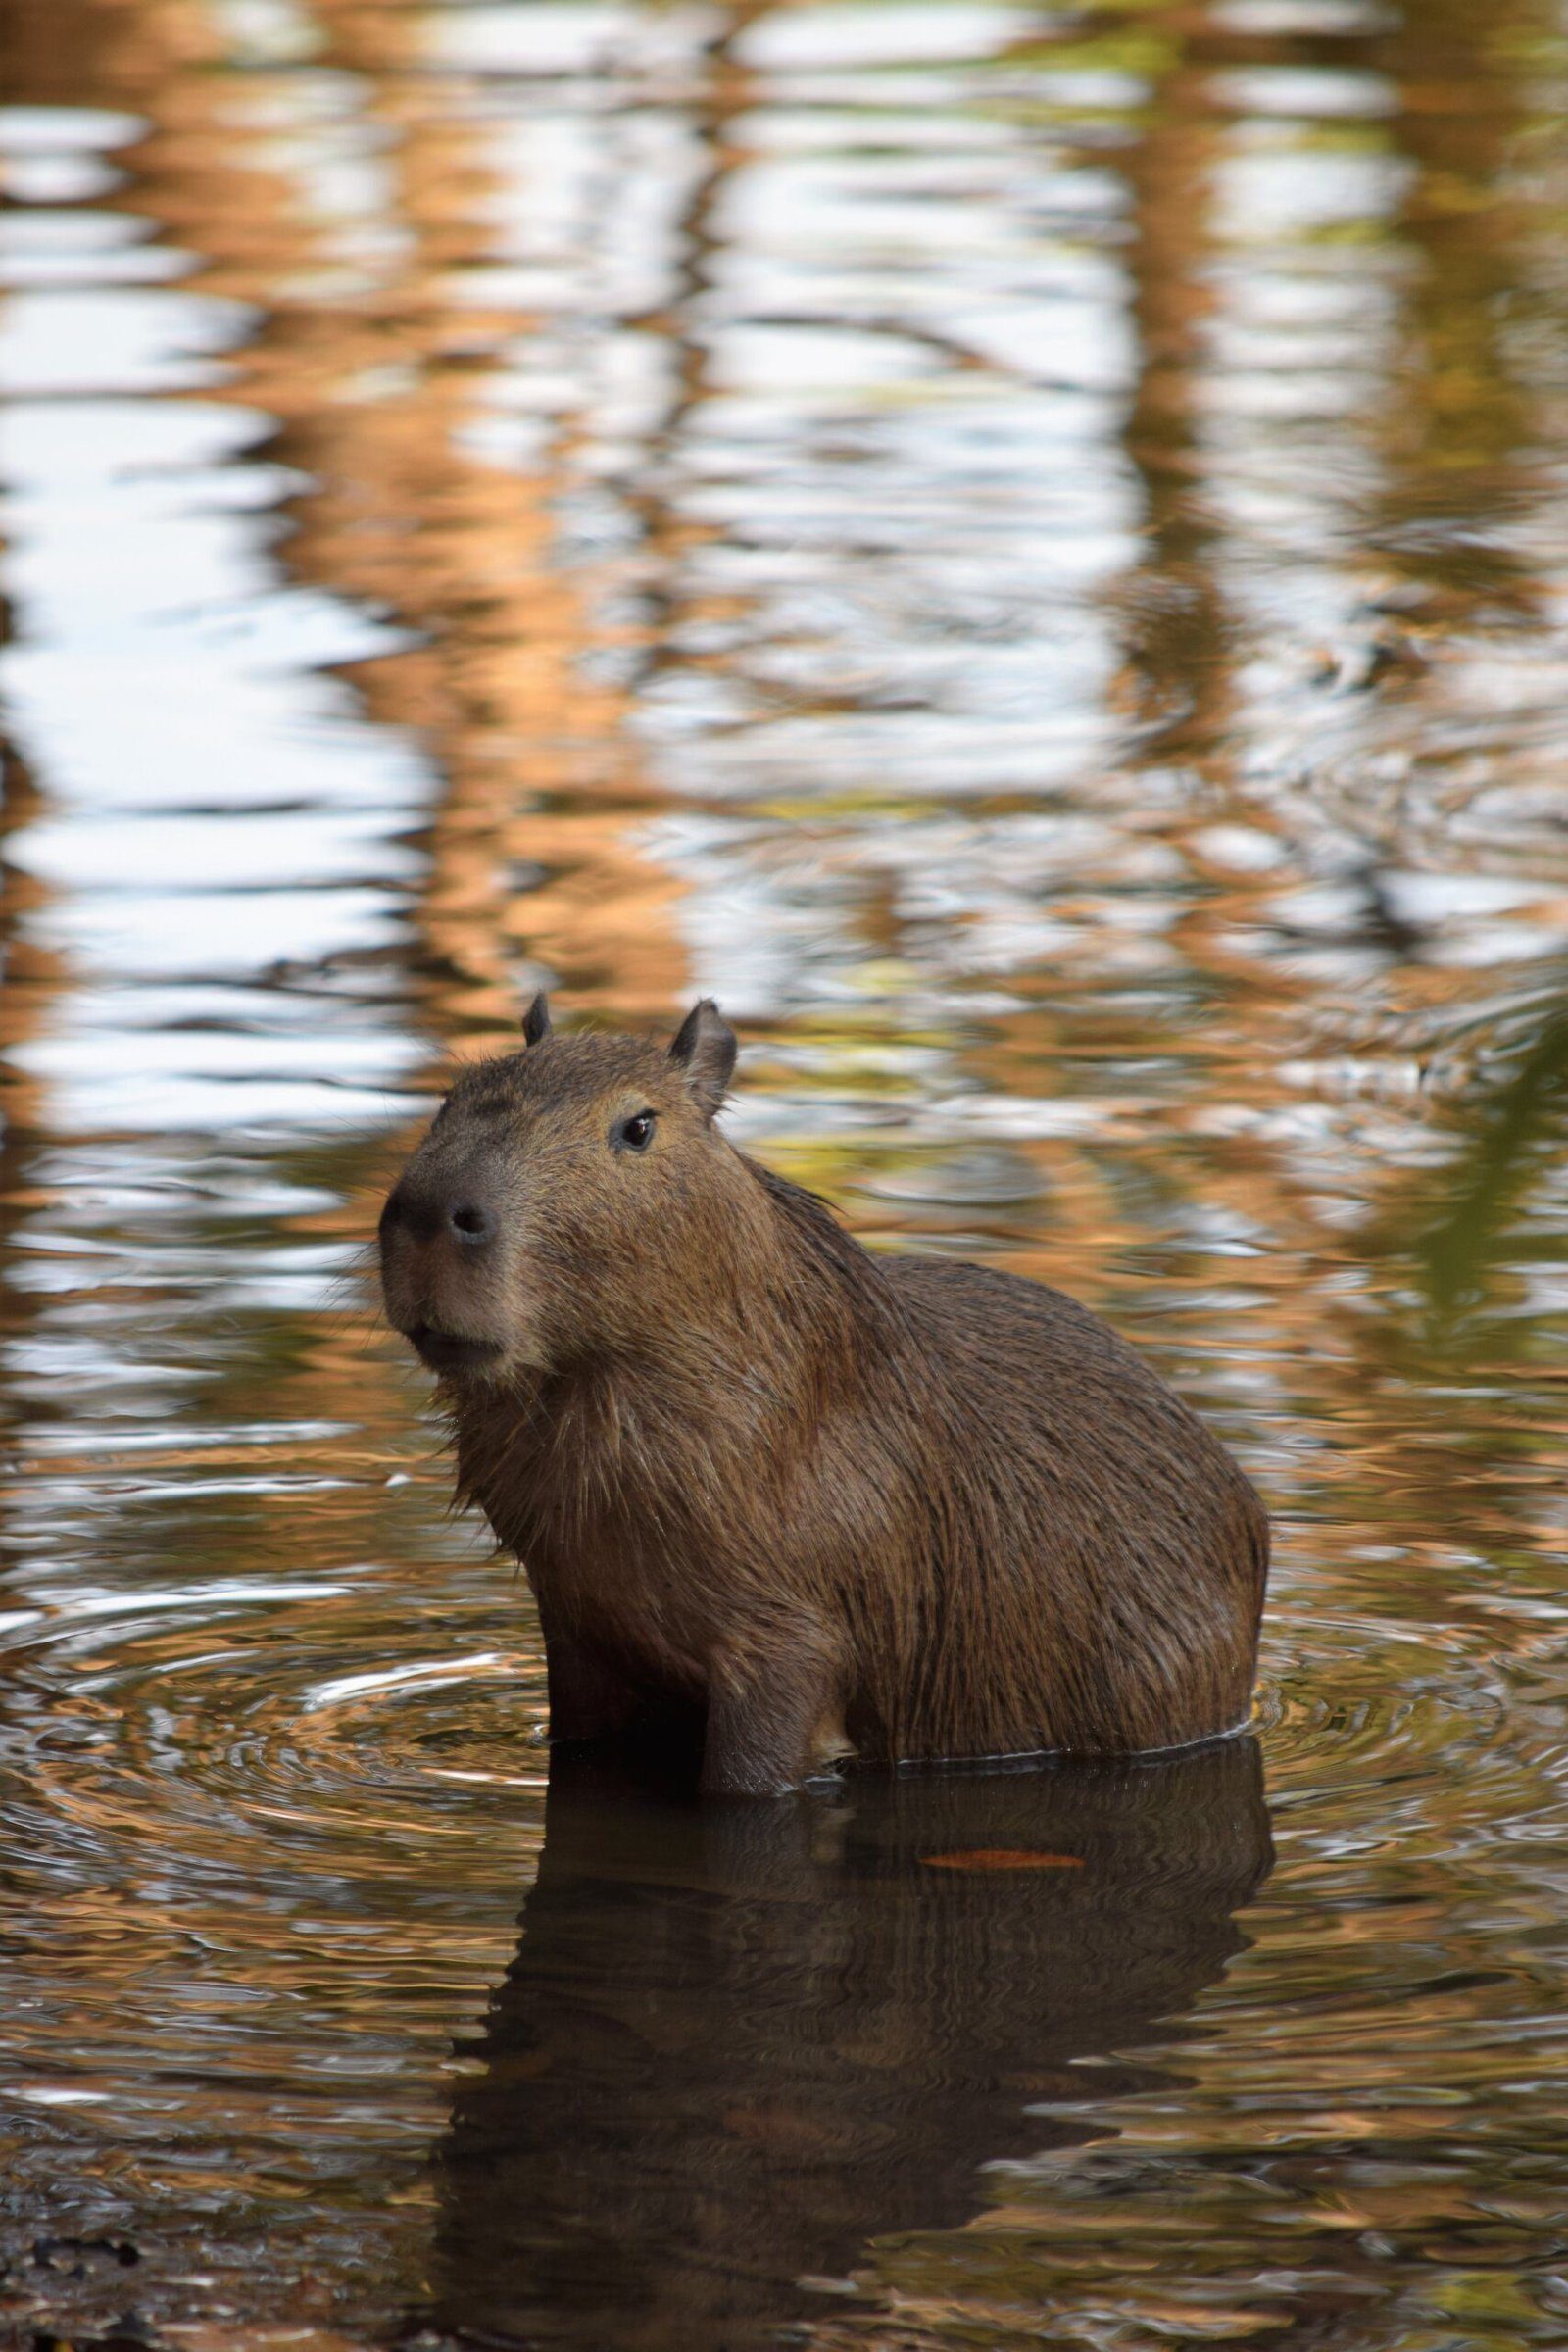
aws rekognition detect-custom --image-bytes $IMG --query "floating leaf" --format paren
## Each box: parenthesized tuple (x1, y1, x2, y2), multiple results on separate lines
(920, 1849, 1084, 1872)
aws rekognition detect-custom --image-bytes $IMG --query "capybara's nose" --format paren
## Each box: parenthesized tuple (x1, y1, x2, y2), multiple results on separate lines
(380, 1179, 496, 1249)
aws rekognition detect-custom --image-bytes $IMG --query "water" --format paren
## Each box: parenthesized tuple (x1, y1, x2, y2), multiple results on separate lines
(0, 0, 1565, 2343)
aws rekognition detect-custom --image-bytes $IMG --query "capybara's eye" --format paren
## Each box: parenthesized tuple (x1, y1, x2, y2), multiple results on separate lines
(612, 1110, 657, 1153)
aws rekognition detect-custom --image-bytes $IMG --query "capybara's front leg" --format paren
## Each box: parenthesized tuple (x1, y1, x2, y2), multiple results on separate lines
(701, 1639, 845, 1797)
(544, 1632, 639, 1747)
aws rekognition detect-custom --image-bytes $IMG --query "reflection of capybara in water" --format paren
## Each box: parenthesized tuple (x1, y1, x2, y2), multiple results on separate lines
(424, 1741, 1273, 2351)
(381, 999, 1268, 1791)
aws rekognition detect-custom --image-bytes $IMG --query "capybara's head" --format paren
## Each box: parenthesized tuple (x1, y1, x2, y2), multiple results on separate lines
(379, 996, 741, 1384)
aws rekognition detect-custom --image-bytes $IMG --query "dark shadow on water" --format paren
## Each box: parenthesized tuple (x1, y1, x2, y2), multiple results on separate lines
(419, 1740, 1273, 2352)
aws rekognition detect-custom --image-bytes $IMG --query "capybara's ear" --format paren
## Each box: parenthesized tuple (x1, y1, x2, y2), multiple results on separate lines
(668, 999, 737, 1120)
(522, 991, 552, 1047)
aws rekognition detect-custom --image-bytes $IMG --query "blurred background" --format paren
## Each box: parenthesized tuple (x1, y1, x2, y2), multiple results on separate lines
(0, 0, 1565, 2344)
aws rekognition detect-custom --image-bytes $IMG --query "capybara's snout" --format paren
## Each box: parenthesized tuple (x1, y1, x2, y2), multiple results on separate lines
(379, 1143, 514, 1378)
(380, 1166, 499, 1252)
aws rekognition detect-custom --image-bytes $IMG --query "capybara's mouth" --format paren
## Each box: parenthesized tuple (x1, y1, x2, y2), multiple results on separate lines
(404, 1323, 505, 1376)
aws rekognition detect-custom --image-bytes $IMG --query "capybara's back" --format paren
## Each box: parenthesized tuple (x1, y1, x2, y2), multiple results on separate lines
(380, 996, 1268, 1793)
(868, 1254, 1266, 1762)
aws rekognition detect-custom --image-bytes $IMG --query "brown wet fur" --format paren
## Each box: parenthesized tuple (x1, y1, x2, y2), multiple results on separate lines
(379, 999, 1269, 1794)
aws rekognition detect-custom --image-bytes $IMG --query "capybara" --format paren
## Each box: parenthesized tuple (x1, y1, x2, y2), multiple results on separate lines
(379, 997, 1268, 1793)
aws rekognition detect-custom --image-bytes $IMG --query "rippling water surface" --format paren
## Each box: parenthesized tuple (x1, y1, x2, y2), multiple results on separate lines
(1, 0, 1566, 2344)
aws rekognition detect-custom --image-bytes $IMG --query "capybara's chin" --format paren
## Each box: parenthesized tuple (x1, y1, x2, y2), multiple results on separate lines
(403, 1325, 507, 1380)
(380, 993, 1269, 1796)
